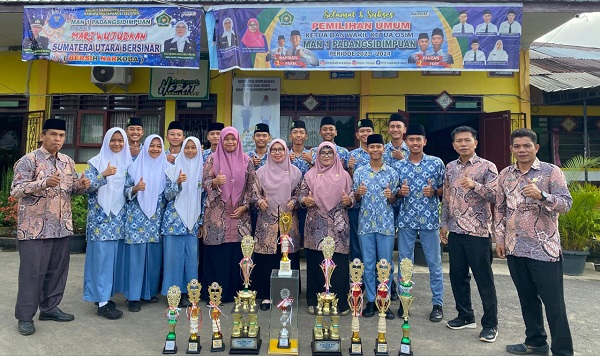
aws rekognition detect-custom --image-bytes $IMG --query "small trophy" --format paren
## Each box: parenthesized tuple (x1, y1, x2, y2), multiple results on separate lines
(230, 235, 262, 354)
(398, 258, 415, 356)
(163, 285, 182, 354)
(375, 259, 392, 356)
(186, 279, 202, 354)
(311, 236, 342, 356)
(278, 212, 293, 277)
(208, 282, 225, 352)
(348, 259, 365, 355)
(276, 288, 293, 349)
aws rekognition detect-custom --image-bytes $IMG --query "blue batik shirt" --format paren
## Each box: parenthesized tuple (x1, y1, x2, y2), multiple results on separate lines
(392, 154, 445, 230)
(349, 146, 371, 173)
(353, 164, 399, 236)
(310, 143, 350, 169)
(160, 177, 203, 236)
(383, 141, 410, 166)
(202, 148, 215, 162)
(246, 149, 268, 169)
(289, 147, 311, 176)
(124, 174, 167, 244)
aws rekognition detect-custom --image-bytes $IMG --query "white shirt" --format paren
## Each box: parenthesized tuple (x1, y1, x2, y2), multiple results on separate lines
(452, 23, 474, 35)
(499, 21, 521, 34)
(475, 22, 498, 35)
(463, 50, 487, 65)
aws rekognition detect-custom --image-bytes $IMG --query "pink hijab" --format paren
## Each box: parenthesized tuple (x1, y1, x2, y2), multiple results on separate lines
(304, 142, 352, 215)
(256, 139, 302, 215)
(241, 18, 265, 48)
(212, 127, 249, 204)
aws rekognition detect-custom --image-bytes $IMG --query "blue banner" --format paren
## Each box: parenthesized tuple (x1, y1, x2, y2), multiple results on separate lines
(23, 6, 202, 68)
(206, 3, 522, 72)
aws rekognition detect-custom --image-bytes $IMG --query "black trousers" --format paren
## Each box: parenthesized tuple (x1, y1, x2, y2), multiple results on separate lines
(348, 207, 361, 261)
(201, 242, 243, 303)
(305, 248, 349, 312)
(448, 232, 498, 328)
(507, 255, 573, 356)
(15, 237, 70, 322)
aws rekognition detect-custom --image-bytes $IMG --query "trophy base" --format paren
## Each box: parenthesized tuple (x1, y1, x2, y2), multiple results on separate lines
(162, 340, 177, 354)
(186, 339, 201, 354)
(398, 344, 413, 356)
(374, 341, 389, 356)
(268, 339, 298, 355)
(278, 264, 293, 277)
(229, 334, 262, 355)
(277, 337, 291, 349)
(211, 337, 226, 353)
(311, 340, 342, 356)
(349, 341, 363, 355)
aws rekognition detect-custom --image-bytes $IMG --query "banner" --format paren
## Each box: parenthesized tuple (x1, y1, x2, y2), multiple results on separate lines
(232, 77, 280, 153)
(23, 6, 202, 68)
(206, 3, 522, 72)
(149, 60, 209, 100)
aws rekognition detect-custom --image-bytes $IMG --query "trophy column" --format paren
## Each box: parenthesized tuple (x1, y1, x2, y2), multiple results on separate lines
(208, 282, 225, 352)
(186, 279, 202, 354)
(278, 212, 293, 277)
(398, 258, 415, 356)
(268, 270, 300, 355)
(374, 259, 392, 356)
(163, 286, 182, 354)
(348, 259, 365, 355)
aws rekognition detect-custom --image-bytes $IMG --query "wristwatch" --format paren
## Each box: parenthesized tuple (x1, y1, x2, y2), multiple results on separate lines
(539, 191, 548, 201)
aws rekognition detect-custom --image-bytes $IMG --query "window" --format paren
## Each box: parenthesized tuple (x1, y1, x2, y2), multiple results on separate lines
(51, 95, 165, 163)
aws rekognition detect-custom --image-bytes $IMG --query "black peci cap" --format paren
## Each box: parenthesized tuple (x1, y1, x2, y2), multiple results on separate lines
(207, 122, 225, 132)
(254, 123, 270, 134)
(42, 118, 66, 131)
(127, 117, 143, 127)
(167, 121, 184, 131)
(406, 124, 426, 137)
(367, 134, 384, 145)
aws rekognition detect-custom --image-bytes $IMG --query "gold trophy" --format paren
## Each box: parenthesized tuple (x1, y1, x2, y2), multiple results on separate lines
(375, 259, 392, 356)
(186, 279, 202, 354)
(278, 211, 293, 277)
(163, 285, 182, 354)
(208, 282, 225, 352)
(348, 258, 365, 355)
(230, 235, 262, 354)
(398, 258, 415, 356)
(311, 236, 342, 355)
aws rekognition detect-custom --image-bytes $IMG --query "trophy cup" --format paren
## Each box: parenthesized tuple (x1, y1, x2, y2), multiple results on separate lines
(163, 285, 182, 354)
(348, 258, 365, 355)
(278, 211, 293, 277)
(186, 279, 202, 354)
(398, 258, 415, 356)
(276, 288, 293, 349)
(230, 235, 262, 354)
(208, 282, 225, 352)
(375, 259, 392, 356)
(311, 236, 342, 356)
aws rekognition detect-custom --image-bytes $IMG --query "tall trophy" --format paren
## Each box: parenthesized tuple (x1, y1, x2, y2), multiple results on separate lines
(348, 258, 365, 355)
(268, 269, 300, 354)
(230, 235, 262, 354)
(276, 288, 294, 349)
(398, 258, 415, 356)
(375, 259, 392, 356)
(278, 211, 293, 277)
(186, 279, 202, 354)
(208, 282, 225, 352)
(163, 285, 182, 354)
(311, 236, 342, 356)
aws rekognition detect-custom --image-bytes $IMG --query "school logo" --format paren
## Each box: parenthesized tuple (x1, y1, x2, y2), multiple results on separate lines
(156, 13, 172, 27)
(279, 11, 294, 26)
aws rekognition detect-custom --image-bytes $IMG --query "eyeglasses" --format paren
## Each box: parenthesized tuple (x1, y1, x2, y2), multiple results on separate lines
(270, 148, 285, 153)
(248, 23, 257, 27)
(319, 151, 334, 157)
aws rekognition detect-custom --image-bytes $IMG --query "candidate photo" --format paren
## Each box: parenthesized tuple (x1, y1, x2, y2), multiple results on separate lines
(163, 21, 196, 54)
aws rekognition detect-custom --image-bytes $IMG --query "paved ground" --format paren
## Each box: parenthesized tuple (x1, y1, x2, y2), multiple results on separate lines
(0, 249, 599, 356)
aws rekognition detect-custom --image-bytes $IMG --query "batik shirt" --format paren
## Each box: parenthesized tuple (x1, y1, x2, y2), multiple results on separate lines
(392, 154, 445, 230)
(11, 147, 86, 240)
(246, 149, 268, 169)
(124, 174, 167, 244)
(160, 177, 203, 237)
(289, 147, 311, 176)
(254, 185, 301, 255)
(383, 141, 410, 166)
(202, 148, 215, 162)
(349, 146, 371, 173)
(494, 158, 572, 262)
(352, 164, 399, 236)
(84, 165, 127, 242)
(441, 155, 498, 238)
(310, 144, 350, 169)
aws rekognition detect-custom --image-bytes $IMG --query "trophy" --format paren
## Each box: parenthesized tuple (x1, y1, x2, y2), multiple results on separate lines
(230, 235, 262, 354)
(276, 288, 293, 349)
(347, 259, 365, 355)
(398, 258, 415, 356)
(375, 259, 392, 356)
(208, 282, 225, 352)
(186, 279, 202, 354)
(311, 236, 342, 356)
(163, 285, 182, 354)
(278, 211, 293, 277)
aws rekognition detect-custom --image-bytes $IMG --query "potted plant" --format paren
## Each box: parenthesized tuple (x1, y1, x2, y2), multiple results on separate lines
(70, 194, 88, 253)
(558, 156, 600, 275)
(0, 167, 18, 247)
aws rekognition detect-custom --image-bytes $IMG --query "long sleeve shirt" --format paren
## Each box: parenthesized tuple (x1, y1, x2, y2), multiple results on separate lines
(11, 147, 86, 240)
(160, 177, 203, 237)
(494, 158, 572, 262)
(84, 165, 127, 242)
(124, 174, 167, 244)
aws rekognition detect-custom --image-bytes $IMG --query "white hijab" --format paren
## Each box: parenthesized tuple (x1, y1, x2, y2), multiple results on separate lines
(88, 127, 132, 216)
(171, 21, 190, 52)
(128, 135, 170, 219)
(165, 137, 204, 229)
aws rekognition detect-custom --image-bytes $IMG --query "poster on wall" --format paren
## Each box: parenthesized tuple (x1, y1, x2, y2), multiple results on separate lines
(149, 60, 209, 100)
(205, 3, 522, 72)
(232, 77, 280, 153)
(22, 6, 202, 68)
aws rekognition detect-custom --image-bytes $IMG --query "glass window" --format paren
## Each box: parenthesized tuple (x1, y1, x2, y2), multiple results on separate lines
(80, 113, 104, 144)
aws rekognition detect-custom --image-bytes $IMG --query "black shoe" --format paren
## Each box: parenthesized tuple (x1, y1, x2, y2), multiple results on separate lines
(97, 303, 123, 320)
(506, 343, 549, 355)
(390, 280, 399, 301)
(397, 304, 405, 319)
(446, 317, 476, 330)
(178, 294, 189, 308)
(429, 305, 443, 322)
(18, 321, 35, 336)
(142, 296, 159, 303)
(259, 301, 271, 311)
(385, 309, 395, 320)
(362, 302, 375, 318)
(128, 300, 141, 312)
(39, 308, 75, 322)
(479, 327, 498, 343)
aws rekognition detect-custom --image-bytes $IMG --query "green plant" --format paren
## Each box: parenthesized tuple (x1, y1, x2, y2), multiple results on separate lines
(0, 168, 17, 227)
(558, 183, 600, 252)
(562, 155, 600, 185)
(71, 194, 88, 234)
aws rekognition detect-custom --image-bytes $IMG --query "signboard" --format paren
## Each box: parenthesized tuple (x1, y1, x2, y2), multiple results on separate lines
(149, 60, 209, 100)
(206, 3, 522, 72)
(23, 6, 202, 68)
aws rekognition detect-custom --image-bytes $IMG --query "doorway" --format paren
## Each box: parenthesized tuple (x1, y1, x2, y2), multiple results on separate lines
(0, 113, 25, 177)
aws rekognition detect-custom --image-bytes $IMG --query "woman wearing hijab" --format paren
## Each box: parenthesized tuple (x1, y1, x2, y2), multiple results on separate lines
(241, 18, 267, 51)
(487, 39, 509, 63)
(299, 142, 354, 315)
(161, 137, 204, 306)
(201, 127, 261, 302)
(123, 134, 170, 312)
(253, 139, 302, 310)
(164, 20, 196, 53)
(83, 128, 132, 319)
(219, 17, 238, 49)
